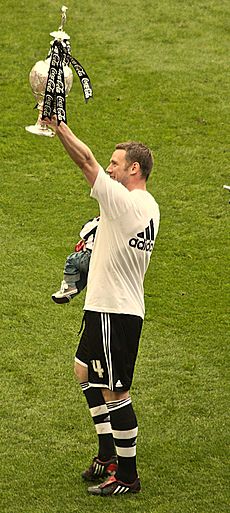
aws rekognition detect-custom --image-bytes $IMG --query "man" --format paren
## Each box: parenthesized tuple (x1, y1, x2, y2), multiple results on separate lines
(46, 119, 160, 496)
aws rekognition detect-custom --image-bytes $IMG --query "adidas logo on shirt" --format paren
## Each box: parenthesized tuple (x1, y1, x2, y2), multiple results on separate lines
(129, 219, 155, 252)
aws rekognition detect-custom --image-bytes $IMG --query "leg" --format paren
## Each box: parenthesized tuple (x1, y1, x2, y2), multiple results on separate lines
(102, 389, 139, 483)
(74, 360, 88, 383)
(86, 313, 142, 496)
(74, 361, 117, 478)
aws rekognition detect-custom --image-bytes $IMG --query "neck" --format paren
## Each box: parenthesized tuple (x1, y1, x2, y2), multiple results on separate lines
(127, 180, 147, 191)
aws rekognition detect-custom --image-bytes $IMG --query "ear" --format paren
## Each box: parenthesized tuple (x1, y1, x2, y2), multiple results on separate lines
(130, 161, 140, 175)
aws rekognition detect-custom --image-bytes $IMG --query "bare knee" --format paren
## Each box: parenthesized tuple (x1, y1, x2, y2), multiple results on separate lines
(74, 361, 88, 383)
(102, 388, 130, 402)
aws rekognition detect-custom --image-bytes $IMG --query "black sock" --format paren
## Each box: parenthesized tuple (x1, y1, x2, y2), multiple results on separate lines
(107, 397, 138, 483)
(80, 383, 116, 461)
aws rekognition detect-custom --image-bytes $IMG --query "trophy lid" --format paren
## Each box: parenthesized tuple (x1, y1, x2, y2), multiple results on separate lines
(50, 30, 70, 40)
(50, 6, 70, 41)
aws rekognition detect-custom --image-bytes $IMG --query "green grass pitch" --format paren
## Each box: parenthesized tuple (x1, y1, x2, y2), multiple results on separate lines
(1, 1, 229, 512)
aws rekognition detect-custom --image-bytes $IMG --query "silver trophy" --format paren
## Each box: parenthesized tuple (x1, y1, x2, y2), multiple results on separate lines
(25, 6, 73, 137)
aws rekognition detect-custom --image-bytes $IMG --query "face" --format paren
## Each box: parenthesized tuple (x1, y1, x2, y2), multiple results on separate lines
(106, 149, 132, 186)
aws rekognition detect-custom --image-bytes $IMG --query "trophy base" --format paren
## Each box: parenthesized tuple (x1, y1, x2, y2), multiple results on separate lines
(25, 124, 55, 138)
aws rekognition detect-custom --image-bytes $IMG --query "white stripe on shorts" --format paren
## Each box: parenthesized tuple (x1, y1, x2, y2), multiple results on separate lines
(74, 357, 88, 368)
(101, 313, 113, 390)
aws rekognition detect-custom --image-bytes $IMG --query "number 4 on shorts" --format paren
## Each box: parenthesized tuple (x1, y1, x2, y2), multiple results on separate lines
(91, 359, 104, 378)
(91, 360, 104, 378)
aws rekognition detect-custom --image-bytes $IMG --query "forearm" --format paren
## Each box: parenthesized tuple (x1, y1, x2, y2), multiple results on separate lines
(56, 122, 99, 186)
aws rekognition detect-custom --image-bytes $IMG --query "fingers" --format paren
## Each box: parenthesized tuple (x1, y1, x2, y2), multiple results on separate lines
(43, 115, 57, 126)
(41, 116, 57, 135)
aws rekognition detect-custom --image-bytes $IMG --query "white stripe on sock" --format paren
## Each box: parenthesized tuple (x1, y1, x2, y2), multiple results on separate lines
(112, 427, 138, 439)
(116, 446, 137, 458)
(107, 397, 131, 411)
(95, 421, 113, 435)
(90, 404, 109, 417)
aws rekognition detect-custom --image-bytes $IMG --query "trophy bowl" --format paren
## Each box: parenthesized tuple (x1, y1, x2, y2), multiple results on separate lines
(25, 58, 73, 137)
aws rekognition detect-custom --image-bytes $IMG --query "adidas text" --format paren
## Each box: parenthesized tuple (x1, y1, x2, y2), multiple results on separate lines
(129, 238, 153, 252)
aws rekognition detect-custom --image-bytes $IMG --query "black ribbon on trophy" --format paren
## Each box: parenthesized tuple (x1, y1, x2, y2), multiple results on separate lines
(42, 39, 93, 125)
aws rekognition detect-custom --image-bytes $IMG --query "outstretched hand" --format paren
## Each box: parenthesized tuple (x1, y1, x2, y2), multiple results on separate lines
(43, 115, 59, 132)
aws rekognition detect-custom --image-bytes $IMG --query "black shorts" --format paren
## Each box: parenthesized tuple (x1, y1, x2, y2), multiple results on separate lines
(75, 311, 143, 392)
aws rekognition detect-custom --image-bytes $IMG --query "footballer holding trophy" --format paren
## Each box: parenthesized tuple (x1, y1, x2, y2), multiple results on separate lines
(25, 5, 93, 137)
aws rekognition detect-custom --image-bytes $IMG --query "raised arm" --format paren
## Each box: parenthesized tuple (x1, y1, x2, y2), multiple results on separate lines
(47, 119, 100, 186)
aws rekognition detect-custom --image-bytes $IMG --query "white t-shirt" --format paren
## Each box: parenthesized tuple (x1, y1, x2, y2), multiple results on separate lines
(84, 167, 160, 319)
